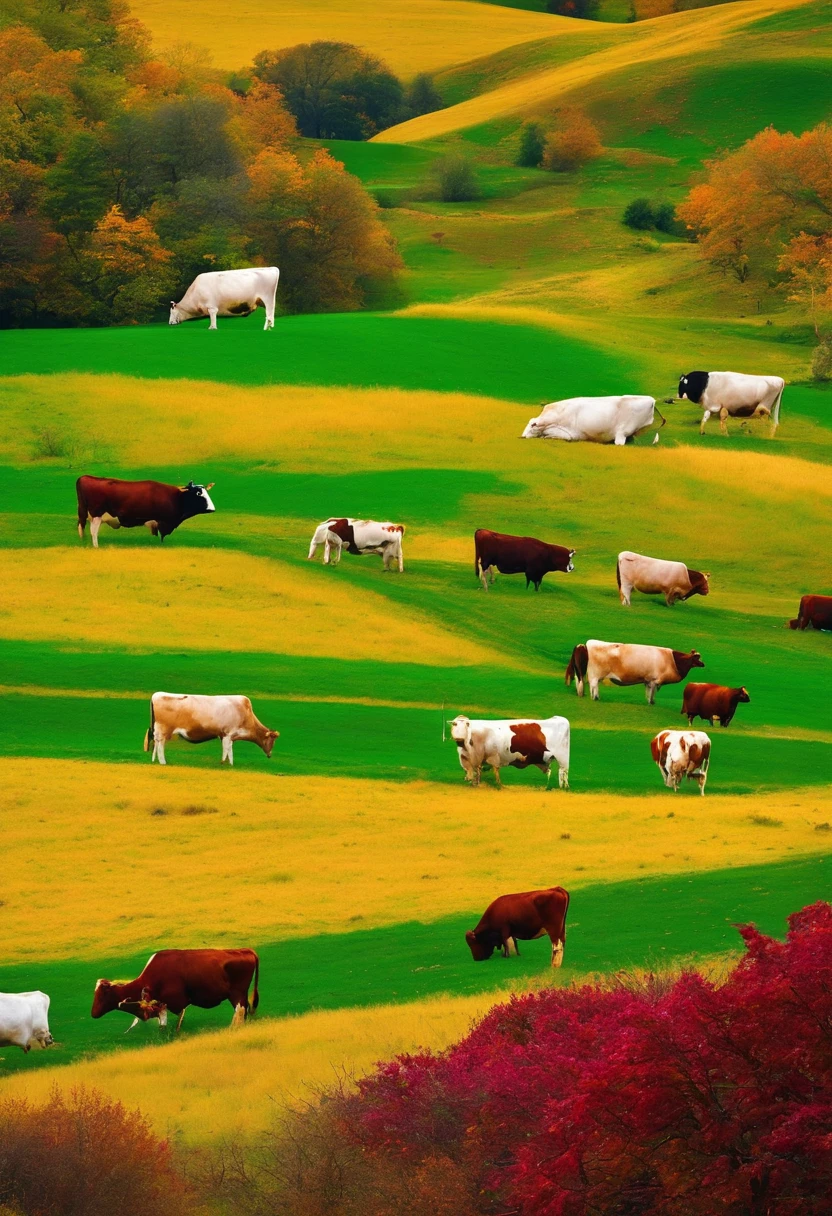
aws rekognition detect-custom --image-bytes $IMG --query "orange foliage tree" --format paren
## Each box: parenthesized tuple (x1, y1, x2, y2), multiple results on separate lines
(541, 108, 602, 173)
(60, 205, 175, 322)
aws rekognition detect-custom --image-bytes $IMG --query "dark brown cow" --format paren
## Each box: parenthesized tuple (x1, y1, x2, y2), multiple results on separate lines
(789, 595, 832, 631)
(466, 887, 569, 967)
(77, 475, 215, 548)
(682, 682, 750, 728)
(474, 529, 575, 592)
(91, 948, 259, 1032)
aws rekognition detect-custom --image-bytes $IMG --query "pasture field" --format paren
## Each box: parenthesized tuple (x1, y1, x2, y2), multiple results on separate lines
(2, 0, 832, 1160)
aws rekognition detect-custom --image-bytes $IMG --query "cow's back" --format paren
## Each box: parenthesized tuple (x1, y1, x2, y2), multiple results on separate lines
(152, 692, 249, 734)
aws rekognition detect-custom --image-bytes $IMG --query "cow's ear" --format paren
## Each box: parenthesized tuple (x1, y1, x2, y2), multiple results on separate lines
(186, 480, 194, 489)
(170, 301, 176, 307)
(205, 482, 215, 490)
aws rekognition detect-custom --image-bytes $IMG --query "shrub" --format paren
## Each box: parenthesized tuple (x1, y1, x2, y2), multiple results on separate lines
(654, 200, 681, 234)
(435, 153, 479, 203)
(516, 121, 546, 168)
(541, 109, 601, 172)
(547, 0, 599, 15)
(812, 340, 832, 380)
(623, 197, 655, 229)
(406, 73, 444, 117)
(0, 1087, 195, 1216)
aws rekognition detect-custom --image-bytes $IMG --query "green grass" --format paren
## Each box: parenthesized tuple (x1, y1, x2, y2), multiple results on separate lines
(1, 854, 827, 1076)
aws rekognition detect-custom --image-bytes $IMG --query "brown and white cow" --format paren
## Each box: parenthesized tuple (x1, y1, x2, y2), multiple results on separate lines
(682, 683, 749, 728)
(565, 639, 704, 704)
(789, 595, 832, 631)
(466, 887, 570, 967)
(144, 693, 279, 766)
(308, 518, 405, 571)
(77, 476, 215, 547)
(474, 529, 575, 592)
(91, 948, 260, 1032)
(449, 714, 570, 789)
(651, 729, 711, 795)
(617, 551, 710, 607)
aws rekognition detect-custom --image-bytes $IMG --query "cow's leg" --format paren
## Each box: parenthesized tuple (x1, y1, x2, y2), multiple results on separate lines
(699, 410, 712, 435)
(154, 733, 167, 766)
(492, 765, 503, 789)
(687, 714, 695, 726)
(221, 737, 234, 766)
(502, 929, 518, 957)
(719, 407, 729, 436)
(231, 1003, 247, 1028)
(89, 517, 103, 548)
(208, 307, 219, 330)
(174, 1008, 185, 1032)
(645, 682, 657, 705)
(589, 679, 600, 701)
(619, 581, 632, 607)
(397, 542, 404, 574)
(558, 764, 569, 790)
(479, 562, 490, 591)
(550, 937, 564, 968)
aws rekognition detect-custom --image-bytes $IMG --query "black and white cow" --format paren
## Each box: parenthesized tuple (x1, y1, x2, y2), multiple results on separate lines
(677, 371, 784, 435)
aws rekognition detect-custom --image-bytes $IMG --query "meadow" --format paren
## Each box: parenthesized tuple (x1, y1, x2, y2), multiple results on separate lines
(1, 0, 831, 1161)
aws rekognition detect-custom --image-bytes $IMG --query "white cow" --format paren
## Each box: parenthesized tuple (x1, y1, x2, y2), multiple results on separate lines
(651, 729, 711, 796)
(0, 991, 53, 1052)
(449, 714, 570, 789)
(565, 640, 705, 704)
(617, 551, 710, 607)
(308, 518, 406, 572)
(169, 267, 279, 330)
(677, 371, 784, 435)
(144, 693, 279, 766)
(522, 395, 663, 445)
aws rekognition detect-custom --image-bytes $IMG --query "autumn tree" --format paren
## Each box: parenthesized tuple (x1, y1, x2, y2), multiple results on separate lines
(541, 108, 602, 171)
(61, 205, 175, 322)
(778, 232, 832, 338)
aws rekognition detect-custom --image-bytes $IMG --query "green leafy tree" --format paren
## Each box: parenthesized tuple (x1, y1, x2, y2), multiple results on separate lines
(406, 73, 444, 117)
(517, 121, 545, 168)
(435, 152, 479, 202)
(623, 198, 655, 229)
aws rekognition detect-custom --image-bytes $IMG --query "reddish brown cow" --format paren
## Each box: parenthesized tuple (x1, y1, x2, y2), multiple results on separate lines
(789, 595, 832, 631)
(77, 475, 215, 548)
(475, 529, 575, 592)
(682, 683, 750, 728)
(466, 887, 569, 967)
(91, 948, 259, 1032)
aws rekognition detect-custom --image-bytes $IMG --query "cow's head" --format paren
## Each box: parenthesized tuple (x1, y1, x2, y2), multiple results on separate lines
(465, 929, 496, 962)
(117, 988, 166, 1023)
(678, 371, 709, 404)
(449, 716, 472, 749)
(181, 481, 216, 515)
(169, 301, 182, 325)
(91, 978, 126, 1018)
(673, 650, 705, 678)
(788, 618, 800, 629)
(686, 569, 710, 598)
(736, 687, 750, 704)
(262, 728, 280, 758)
(521, 416, 545, 439)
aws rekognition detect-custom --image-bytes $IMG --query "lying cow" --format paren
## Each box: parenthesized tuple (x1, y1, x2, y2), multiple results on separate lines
(789, 594, 832, 631)
(676, 371, 784, 435)
(475, 529, 575, 592)
(565, 639, 704, 704)
(466, 887, 570, 967)
(91, 948, 260, 1032)
(77, 475, 215, 548)
(682, 683, 749, 728)
(308, 518, 405, 572)
(144, 693, 279, 766)
(449, 713, 570, 789)
(617, 551, 710, 607)
(0, 991, 53, 1052)
(522, 395, 664, 446)
(169, 266, 279, 330)
(651, 730, 711, 796)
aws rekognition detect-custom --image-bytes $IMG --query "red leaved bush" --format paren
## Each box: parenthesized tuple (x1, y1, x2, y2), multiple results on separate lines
(342, 903, 832, 1214)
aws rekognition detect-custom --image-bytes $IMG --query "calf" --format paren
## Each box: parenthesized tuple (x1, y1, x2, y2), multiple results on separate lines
(91, 948, 260, 1032)
(308, 518, 405, 572)
(617, 551, 710, 607)
(77, 476, 215, 547)
(144, 693, 279, 766)
(677, 371, 784, 435)
(789, 594, 832, 631)
(0, 991, 53, 1052)
(682, 683, 749, 728)
(449, 714, 570, 789)
(466, 888, 570, 967)
(651, 729, 711, 796)
(565, 639, 704, 704)
(474, 529, 575, 592)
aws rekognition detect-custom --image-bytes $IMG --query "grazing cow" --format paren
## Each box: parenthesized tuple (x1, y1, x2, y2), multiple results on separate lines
(0, 991, 53, 1052)
(682, 683, 749, 728)
(474, 529, 575, 592)
(449, 714, 570, 789)
(307, 518, 406, 572)
(651, 730, 711, 796)
(565, 639, 704, 704)
(169, 267, 279, 330)
(91, 948, 260, 1032)
(522, 395, 664, 446)
(77, 476, 215, 548)
(144, 693, 279, 766)
(677, 371, 784, 435)
(789, 594, 832, 631)
(617, 551, 710, 607)
(466, 887, 570, 967)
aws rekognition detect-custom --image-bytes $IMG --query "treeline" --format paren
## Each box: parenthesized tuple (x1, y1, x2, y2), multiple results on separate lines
(0, 2, 411, 327)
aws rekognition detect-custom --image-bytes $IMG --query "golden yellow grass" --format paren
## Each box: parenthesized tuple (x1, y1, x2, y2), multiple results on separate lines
(0, 547, 491, 666)
(374, 0, 810, 141)
(0, 991, 498, 1141)
(2, 759, 830, 964)
(130, 0, 557, 76)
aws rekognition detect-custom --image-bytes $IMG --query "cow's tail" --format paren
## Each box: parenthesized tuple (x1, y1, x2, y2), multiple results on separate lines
(565, 643, 588, 688)
(771, 383, 784, 432)
(474, 533, 481, 578)
(615, 558, 621, 589)
(76, 477, 88, 539)
(561, 886, 570, 943)
(653, 403, 667, 429)
(143, 697, 154, 752)
(250, 952, 260, 1014)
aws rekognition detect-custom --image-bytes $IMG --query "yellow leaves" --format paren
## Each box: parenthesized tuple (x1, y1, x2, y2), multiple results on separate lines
(90, 206, 172, 274)
(541, 109, 602, 173)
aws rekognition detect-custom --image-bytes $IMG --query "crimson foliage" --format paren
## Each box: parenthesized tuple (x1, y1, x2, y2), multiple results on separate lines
(345, 903, 832, 1214)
